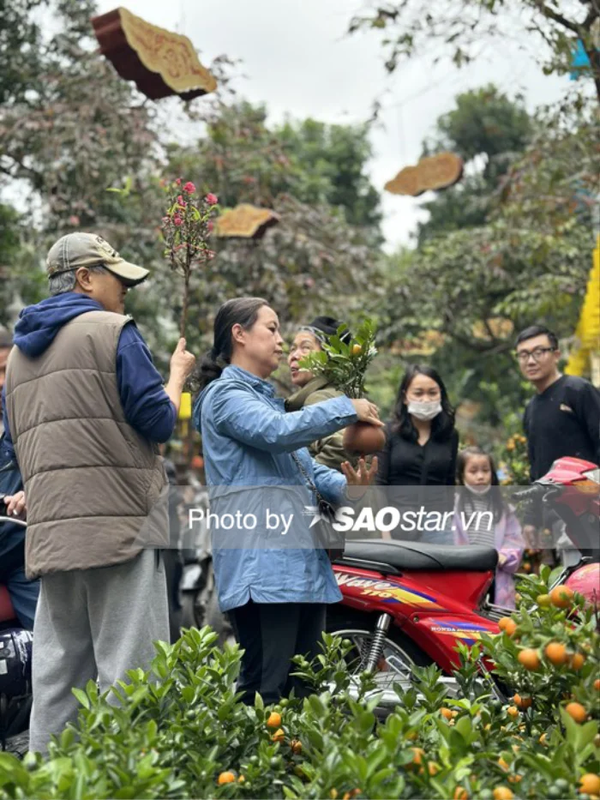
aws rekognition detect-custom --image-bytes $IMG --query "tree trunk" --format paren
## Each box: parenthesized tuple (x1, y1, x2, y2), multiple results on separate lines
(582, 40, 600, 105)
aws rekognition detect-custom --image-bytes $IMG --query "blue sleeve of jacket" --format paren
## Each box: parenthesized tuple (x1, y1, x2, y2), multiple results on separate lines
(211, 387, 357, 454)
(1, 387, 15, 460)
(312, 459, 347, 505)
(116, 323, 177, 444)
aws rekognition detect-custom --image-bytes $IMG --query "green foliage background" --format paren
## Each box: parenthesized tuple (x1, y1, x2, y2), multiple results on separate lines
(0, 0, 597, 457)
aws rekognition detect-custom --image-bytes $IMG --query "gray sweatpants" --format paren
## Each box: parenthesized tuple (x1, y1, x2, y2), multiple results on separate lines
(30, 549, 169, 754)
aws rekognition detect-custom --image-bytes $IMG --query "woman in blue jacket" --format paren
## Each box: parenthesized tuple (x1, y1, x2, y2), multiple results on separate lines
(193, 297, 381, 704)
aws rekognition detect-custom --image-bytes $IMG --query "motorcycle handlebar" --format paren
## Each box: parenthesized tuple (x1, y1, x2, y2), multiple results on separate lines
(0, 515, 27, 528)
(512, 484, 562, 503)
(512, 484, 545, 500)
(0, 495, 27, 527)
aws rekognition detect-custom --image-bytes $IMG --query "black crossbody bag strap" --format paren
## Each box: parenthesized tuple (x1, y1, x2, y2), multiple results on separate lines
(291, 452, 327, 508)
(290, 451, 344, 557)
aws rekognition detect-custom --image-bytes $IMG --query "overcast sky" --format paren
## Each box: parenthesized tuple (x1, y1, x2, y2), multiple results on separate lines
(96, 0, 570, 251)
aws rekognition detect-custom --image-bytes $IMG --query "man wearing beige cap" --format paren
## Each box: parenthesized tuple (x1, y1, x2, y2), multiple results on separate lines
(2, 232, 195, 753)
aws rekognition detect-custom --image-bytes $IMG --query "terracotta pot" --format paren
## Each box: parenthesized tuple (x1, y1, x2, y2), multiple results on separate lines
(343, 422, 386, 456)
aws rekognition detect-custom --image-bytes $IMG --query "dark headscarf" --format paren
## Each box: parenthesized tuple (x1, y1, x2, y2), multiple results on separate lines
(300, 316, 352, 345)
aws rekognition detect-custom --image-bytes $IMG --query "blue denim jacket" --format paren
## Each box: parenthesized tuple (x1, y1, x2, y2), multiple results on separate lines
(0, 436, 26, 560)
(193, 365, 357, 612)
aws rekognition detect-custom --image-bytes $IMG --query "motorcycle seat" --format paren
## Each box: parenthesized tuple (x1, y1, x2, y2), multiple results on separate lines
(340, 539, 498, 572)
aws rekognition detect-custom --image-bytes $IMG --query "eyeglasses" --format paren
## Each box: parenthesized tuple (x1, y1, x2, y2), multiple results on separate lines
(515, 347, 556, 363)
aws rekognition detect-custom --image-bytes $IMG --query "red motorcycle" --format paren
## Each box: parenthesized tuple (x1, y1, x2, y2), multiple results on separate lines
(327, 456, 599, 705)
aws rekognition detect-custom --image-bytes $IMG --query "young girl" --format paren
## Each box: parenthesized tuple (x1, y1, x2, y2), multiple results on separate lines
(453, 446, 525, 609)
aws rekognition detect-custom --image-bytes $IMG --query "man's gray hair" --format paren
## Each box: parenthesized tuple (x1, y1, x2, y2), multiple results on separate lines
(48, 264, 108, 296)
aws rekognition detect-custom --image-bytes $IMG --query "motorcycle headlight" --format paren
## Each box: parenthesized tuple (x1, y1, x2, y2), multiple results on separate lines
(583, 468, 600, 484)
(574, 470, 600, 494)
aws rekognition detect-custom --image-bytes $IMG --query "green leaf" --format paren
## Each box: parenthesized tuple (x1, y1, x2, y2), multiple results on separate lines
(519, 752, 557, 780)
(366, 748, 389, 778)
(308, 694, 327, 717)
(455, 715, 473, 741)
(560, 707, 582, 749)
(72, 687, 90, 710)
(577, 719, 598, 751)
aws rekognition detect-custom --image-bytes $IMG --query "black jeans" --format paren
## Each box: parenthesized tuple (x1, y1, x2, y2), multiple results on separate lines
(162, 549, 183, 644)
(228, 600, 326, 705)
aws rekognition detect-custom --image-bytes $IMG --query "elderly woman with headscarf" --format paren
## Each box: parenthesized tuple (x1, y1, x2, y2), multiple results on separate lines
(285, 316, 355, 472)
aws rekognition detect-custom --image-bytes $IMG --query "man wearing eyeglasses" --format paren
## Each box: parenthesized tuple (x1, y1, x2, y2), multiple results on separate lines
(516, 324, 600, 563)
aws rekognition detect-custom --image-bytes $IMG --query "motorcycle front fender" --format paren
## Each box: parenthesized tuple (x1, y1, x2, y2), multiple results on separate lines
(565, 561, 600, 604)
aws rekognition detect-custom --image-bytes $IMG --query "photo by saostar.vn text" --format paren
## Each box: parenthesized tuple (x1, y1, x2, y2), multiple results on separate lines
(187, 504, 496, 535)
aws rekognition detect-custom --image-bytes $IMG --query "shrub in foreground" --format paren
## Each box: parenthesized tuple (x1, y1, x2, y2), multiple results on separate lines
(0, 570, 598, 799)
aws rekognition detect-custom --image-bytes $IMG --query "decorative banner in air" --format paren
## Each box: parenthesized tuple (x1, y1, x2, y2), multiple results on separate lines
(385, 152, 463, 196)
(91, 7, 217, 101)
(216, 204, 280, 239)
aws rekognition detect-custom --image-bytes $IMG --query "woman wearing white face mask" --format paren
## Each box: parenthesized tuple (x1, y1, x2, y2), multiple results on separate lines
(376, 365, 458, 543)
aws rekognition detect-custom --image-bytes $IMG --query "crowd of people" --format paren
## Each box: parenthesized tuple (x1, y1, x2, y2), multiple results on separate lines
(1, 232, 599, 754)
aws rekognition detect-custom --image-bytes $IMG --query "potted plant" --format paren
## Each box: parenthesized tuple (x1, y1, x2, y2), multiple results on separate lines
(298, 318, 386, 455)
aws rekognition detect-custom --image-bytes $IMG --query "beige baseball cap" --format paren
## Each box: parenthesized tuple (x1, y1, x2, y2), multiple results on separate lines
(46, 233, 149, 286)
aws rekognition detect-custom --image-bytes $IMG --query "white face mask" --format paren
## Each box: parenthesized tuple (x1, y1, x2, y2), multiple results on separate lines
(465, 483, 492, 495)
(407, 400, 442, 421)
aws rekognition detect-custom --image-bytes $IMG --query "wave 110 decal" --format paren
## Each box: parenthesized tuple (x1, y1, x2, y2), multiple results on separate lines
(335, 572, 444, 609)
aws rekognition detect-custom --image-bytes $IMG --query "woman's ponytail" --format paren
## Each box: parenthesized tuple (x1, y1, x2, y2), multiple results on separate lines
(195, 350, 228, 392)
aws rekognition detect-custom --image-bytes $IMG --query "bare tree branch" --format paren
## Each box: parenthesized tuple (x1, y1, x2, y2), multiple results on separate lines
(531, 0, 582, 33)
(582, 4, 600, 28)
